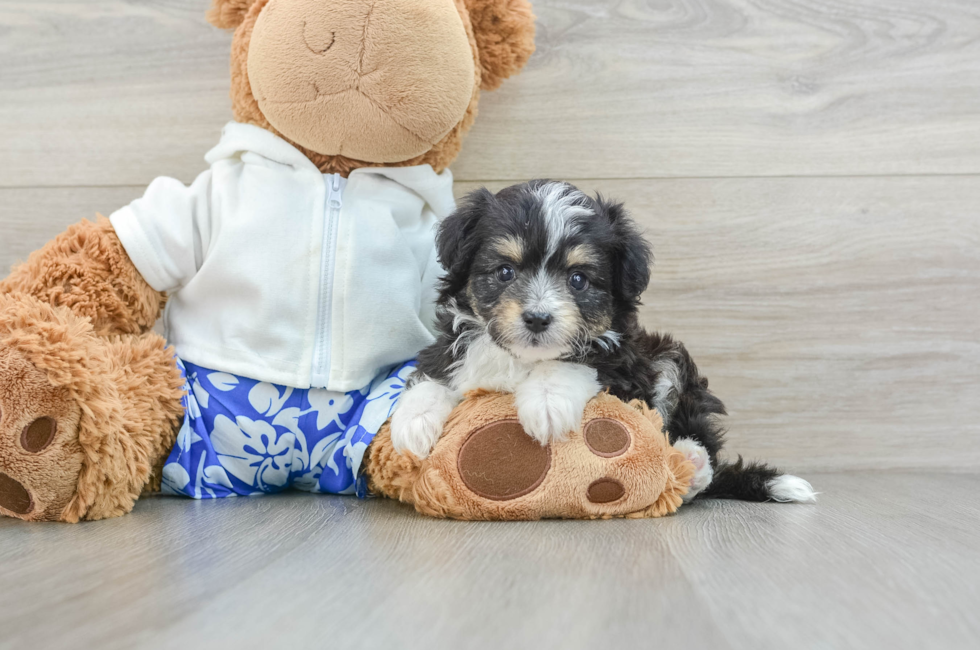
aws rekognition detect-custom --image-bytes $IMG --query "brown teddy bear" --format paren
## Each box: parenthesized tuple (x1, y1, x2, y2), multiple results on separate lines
(0, 0, 694, 522)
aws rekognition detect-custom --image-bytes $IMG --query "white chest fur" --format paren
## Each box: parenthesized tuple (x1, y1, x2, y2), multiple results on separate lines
(394, 333, 603, 456)
(450, 334, 534, 393)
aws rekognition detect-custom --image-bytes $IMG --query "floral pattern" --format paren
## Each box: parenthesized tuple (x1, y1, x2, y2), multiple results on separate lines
(161, 359, 414, 499)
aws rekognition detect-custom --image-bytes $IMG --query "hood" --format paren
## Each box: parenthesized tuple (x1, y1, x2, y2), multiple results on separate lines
(206, 122, 456, 219)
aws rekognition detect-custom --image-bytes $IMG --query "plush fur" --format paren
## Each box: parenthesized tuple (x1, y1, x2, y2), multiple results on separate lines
(207, 0, 258, 29)
(0, 217, 165, 337)
(396, 180, 816, 503)
(464, 0, 537, 90)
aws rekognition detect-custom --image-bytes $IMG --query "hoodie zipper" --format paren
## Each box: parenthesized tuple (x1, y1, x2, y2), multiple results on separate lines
(310, 173, 346, 388)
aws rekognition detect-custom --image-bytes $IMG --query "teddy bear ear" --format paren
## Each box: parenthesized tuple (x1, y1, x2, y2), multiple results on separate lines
(206, 0, 258, 30)
(464, 0, 537, 91)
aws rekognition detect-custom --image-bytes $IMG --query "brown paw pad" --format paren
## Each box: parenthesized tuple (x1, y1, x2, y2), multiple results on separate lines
(587, 478, 625, 504)
(583, 418, 631, 458)
(20, 417, 57, 453)
(457, 420, 551, 500)
(0, 472, 34, 515)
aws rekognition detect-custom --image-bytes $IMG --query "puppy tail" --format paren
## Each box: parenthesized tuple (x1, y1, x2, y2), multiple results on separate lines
(699, 456, 817, 503)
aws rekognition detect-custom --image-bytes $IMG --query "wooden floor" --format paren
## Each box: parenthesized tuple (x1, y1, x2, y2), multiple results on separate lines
(2, 1, 979, 648)
(0, 473, 977, 650)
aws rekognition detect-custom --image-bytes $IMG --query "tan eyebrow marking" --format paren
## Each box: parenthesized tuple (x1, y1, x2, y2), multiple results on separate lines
(493, 236, 524, 263)
(566, 244, 597, 267)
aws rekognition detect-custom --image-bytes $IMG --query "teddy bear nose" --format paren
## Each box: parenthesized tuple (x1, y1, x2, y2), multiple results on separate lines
(523, 311, 552, 333)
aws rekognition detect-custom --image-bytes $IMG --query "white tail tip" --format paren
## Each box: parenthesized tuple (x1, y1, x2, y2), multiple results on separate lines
(767, 474, 818, 503)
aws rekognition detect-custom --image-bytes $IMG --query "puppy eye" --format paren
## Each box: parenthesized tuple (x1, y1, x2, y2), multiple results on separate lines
(496, 265, 516, 283)
(569, 272, 589, 291)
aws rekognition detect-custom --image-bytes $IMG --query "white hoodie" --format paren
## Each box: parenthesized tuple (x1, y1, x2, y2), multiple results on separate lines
(110, 122, 454, 391)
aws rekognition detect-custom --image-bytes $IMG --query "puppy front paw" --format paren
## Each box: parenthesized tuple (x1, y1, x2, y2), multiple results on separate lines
(672, 438, 714, 502)
(515, 362, 600, 446)
(516, 397, 581, 446)
(390, 381, 459, 459)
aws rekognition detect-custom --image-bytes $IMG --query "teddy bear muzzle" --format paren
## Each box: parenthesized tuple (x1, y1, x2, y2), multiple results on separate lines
(247, 0, 476, 162)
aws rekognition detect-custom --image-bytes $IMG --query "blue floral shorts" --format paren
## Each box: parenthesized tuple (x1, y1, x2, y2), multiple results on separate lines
(160, 358, 414, 499)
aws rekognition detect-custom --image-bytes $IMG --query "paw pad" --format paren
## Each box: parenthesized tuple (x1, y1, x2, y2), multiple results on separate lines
(0, 472, 33, 515)
(587, 477, 625, 504)
(457, 420, 552, 501)
(583, 420, 631, 504)
(20, 417, 57, 453)
(583, 418, 630, 457)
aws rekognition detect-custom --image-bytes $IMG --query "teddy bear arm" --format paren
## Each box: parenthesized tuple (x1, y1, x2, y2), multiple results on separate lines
(0, 217, 165, 337)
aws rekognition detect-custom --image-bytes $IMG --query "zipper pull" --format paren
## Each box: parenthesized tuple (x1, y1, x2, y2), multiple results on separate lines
(329, 173, 343, 209)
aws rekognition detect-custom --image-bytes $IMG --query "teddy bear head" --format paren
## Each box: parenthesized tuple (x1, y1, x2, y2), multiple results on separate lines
(207, 0, 535, 174)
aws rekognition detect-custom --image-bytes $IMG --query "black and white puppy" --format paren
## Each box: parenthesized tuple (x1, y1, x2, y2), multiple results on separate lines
(391, 180, 815, 503)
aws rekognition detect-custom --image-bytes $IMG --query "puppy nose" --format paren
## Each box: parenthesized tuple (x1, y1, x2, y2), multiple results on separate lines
(522, 311, 552, 333)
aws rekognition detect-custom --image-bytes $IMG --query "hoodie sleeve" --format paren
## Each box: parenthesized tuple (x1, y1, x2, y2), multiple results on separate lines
(109, 170, 213, 293)
(418, 244, 444, 337)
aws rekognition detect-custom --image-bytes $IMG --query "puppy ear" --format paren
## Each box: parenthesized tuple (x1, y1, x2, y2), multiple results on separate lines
(464, 0, 537, 91)
(599, 197, 652, 302)
(437, 188, 495, 289)
(207, 0, 259, 30)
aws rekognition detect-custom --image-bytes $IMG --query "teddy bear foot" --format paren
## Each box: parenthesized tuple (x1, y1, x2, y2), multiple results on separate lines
(367, 391, 697, 520)
(0, 292, 185, 522)
(0, 346, 84, 521)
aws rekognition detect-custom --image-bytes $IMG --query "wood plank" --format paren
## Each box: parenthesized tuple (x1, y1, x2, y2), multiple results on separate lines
(0, 473, 977, 650)
(0, 186, 144, 271)
(3, 176, 978, 471)
(3, 1, 980, 186)
(0, 0, 234, 189)
(662, 472, 980, 650)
